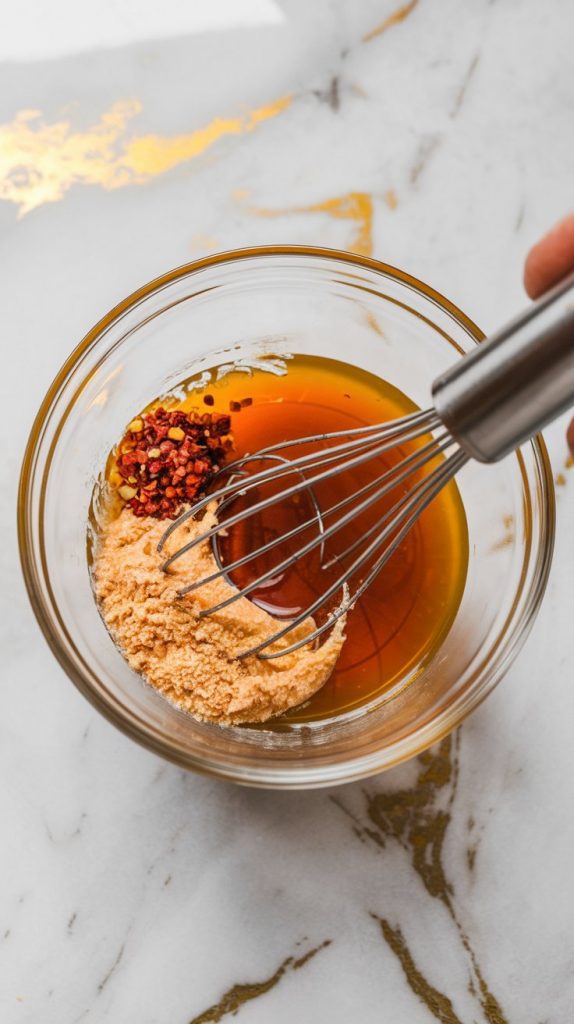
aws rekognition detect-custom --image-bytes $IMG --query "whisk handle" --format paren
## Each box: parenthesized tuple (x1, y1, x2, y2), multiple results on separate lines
(432, 274, 574, 462)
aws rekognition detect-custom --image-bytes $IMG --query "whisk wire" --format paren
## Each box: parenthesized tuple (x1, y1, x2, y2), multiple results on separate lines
(160, 413, 439, 572)
(250, 408, 440, 457)
(190, 433, 451, 612)
(159, 426, 398, 565)
(156, 406, 467, 659)
(320, 435, 456, 569)
(249, 449, 468, 659)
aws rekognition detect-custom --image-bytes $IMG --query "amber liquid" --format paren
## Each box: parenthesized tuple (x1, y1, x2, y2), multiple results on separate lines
(138, 354, 469, 725)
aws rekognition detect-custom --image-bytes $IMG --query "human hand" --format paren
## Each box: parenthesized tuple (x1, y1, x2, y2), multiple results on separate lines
(524, 213, 574, 456)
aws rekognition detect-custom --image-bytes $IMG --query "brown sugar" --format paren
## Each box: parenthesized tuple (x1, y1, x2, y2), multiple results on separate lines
(93, 508, 346, 725)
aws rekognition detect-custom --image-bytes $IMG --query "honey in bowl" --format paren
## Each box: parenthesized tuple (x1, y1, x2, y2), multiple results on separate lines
(100, 354, 468, 726)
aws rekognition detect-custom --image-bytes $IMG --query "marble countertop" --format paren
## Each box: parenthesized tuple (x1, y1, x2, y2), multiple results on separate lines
(2, 1, 574, 1020)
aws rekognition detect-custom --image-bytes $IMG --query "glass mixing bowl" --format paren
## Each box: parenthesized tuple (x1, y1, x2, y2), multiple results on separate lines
(18, 247, 555, 788)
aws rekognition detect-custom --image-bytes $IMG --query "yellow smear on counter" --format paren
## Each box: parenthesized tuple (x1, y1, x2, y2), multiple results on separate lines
(247, 191, 374, 256)
(363, 0, 419, 42)
(0, 96, 291, 216)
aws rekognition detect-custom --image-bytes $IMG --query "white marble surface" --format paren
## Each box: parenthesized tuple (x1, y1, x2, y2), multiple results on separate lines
(2, 1, 574, 1020)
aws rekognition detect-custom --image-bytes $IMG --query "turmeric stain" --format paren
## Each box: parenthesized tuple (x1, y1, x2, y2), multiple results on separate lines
(364, 310, 385, 337)
(247, 191, 374, 256)
(363, 0, 419, 42)
(491, 514, 515, 552)
(190, 233, 220, 254)
(0, 96, 291, 217)
(385, 188, 398, 209)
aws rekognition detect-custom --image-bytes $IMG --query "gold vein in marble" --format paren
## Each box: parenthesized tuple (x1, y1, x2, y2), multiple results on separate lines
(466, 817, 479, 872)
(363, 0, 419, 42)
(246, 191, 374, 256)
(335, 734, 509, 1024)
(367, 736, 456, 903)
(371, 915, 463, 1024)
(450, 54, 480, 119)
(189, 940, 331, 1023)
(0, 96, 291, 217)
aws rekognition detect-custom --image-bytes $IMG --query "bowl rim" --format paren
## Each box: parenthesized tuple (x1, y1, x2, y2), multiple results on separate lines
(18, 244, 556, 787)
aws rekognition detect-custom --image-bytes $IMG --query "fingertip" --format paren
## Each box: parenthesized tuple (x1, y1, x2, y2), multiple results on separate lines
(524, 212, 574, 299)
(523, 248, 544, 299)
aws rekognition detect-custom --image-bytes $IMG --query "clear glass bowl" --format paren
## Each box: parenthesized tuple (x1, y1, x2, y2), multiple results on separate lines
(18, 247, 555, 788)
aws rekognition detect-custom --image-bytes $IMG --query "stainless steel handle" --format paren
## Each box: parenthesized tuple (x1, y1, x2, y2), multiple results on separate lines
(432, 274, 574, 462)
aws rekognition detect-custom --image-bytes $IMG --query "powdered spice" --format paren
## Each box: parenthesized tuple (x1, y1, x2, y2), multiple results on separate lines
(94, 508, 346, 724)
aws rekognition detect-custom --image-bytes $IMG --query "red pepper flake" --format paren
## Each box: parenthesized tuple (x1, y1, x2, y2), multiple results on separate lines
(203, 394, 215, 406)
(114, 406, 233, 519)
(229, 400, 241, 412)
(240, 397, 253, 408)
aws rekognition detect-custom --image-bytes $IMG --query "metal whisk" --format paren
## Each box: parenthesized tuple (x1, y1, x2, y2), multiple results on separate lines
(158, 274, 574, 658)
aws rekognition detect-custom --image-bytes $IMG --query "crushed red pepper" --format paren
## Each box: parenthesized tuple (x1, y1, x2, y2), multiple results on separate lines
(114, 406, 232, 519)
(228, 397, 252, 412)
